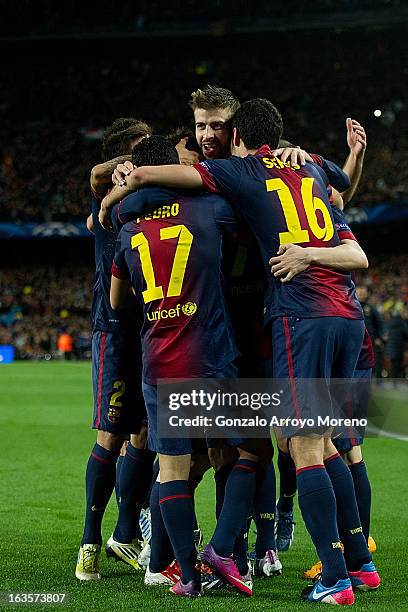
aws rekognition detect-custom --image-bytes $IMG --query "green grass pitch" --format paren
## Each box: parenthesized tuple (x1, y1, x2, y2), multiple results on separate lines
(1, 362, 407, 611)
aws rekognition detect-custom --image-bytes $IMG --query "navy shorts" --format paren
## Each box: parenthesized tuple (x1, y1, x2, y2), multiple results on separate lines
(144, 362, 239, 456)
(333, 367, 371, 453)
(92, 330, 146, 434)
(271, 316, 365, 437)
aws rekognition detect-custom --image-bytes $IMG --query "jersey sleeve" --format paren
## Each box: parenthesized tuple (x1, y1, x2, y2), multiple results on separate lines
(193, 158, 243, 200)
(111, 232, 130, 279)
(311, 154, 351, 193)
(331, 206, 357, 241)
(111, 187, 177, 231)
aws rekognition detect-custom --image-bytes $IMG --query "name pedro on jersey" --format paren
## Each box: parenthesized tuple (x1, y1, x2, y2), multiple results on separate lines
(168, 416, 368, 428)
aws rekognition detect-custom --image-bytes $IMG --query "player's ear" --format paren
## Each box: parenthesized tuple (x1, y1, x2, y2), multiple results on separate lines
(232, 127, 240, 148)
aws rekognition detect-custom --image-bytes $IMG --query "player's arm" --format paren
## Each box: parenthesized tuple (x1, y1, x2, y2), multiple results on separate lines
(114, 164, 203, 191)
(341, 118, 366, 205)
(110, 275, 131, 310)
(99, 165, 204, 228)
(269, 241, 368, 283)
(90, 155, 133, 198)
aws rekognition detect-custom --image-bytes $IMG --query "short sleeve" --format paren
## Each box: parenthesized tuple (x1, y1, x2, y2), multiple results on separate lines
(111, 232, 130, 279)
(331, 206, 357, 241)
(193, 158, 243, 201)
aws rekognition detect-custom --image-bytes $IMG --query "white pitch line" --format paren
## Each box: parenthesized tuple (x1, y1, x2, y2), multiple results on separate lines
(366, 426, 408, 442)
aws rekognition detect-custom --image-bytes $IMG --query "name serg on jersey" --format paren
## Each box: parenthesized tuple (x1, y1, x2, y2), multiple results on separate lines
(194, 146, 363, 323)
(112, 188, 239, 384)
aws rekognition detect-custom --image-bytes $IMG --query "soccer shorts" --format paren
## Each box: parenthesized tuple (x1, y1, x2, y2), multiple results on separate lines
(144, 362, 239, 456)
(92, 330, 146, 435)
(271, 316, 365, 438)
(333, 367, 371, 453)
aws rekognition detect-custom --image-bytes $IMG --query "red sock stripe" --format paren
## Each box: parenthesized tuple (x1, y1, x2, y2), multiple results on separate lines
(159, 494, 191, 504)
(282, 317, 301, 419)
(91, 451, 114, 465)
(349, 460, 364, 468)
(324, 452, 340, 464)
(234, 464, 257, 473)
(95, 332, 107, 429)
(296, 464, 325, 474)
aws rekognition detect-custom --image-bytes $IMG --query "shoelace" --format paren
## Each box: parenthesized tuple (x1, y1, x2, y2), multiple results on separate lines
(82, 548, 98, 572)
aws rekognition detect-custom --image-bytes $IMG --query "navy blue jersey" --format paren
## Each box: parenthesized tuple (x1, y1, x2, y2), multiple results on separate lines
(91, 193, 134, 334)
(112, 187, 239, 384)
(194, 146, 363, 323)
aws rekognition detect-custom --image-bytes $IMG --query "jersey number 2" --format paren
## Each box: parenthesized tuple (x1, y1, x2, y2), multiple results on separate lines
(131, 224, 193, 304)
(266, 177, 334, 244)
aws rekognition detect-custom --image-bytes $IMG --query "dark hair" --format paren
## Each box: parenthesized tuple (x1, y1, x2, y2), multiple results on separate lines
(101, 117, 152, 161)
(233, 99, 283, 150)
(189, 85, 240, 117)
(132, 135, 179, 167)
(167, 126, 202, 155)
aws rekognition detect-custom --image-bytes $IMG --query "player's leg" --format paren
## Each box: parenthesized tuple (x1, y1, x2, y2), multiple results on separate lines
(273, 316, 354, 604)
(142, 379, 201, 597)
(323, 438, 379, 591)
(275, 434, 296, 552)
(344, 445, 372, 546)
(105, 333, 155, 568)
(203, 442, 269, 596)
(159, 453, 202, 597)
(76, 331, 126, 580)
(108, 424, 155, 560)
(189, 451, 211, 546)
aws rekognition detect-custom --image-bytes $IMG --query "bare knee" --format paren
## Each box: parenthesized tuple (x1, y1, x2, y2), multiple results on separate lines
(96, 430, 125, 453)
(159, 454, 191, 483)
(289, 436, 324, 469)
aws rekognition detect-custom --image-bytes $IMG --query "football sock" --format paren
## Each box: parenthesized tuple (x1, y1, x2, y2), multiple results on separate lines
(113, 444, 155, 543)
(297, 465, 348, 586)
(114, 454, 124, 507)
(325, 453, 371, 572)
(254, 462, 277, 556)
(149, 482, 174, 573)
(233, 526, 249, 575)
(211, 459, 258, 557)
(214, 461, 235, 519)
(160, 480, 198, 583)
(349, 460, 371, 543)
(277, 449, 297, 513)
(82, 443, 118, 545)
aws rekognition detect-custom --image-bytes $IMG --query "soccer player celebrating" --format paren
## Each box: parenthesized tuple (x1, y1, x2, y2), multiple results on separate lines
(76, 118, 155, 581)
(110, 135, 240, 597)
(103, 98, 380, 605)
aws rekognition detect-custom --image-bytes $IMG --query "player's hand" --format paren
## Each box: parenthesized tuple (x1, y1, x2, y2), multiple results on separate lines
(269, 244, 312, 283)
(112, 161, 134, 186)
(272, 147, 313, 166)
(175, 137, 202, 166)
(346, 118, 366, 158)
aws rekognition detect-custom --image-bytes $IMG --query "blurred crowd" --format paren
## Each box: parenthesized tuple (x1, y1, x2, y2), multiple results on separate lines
(0, 28, 407, 222)
(0, 257, 407, 376)
(0, 265, 92, 360)
(0, 1, 403, 36)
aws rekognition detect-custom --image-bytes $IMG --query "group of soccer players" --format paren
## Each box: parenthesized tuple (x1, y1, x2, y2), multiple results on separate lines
(75, 85, 381, 604)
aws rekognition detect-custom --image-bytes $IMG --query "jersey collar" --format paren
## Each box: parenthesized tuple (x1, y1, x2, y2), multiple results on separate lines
(255, 144, 273, 156)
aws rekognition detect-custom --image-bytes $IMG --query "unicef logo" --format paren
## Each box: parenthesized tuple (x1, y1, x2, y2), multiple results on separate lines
(182, 302, 197, 316)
